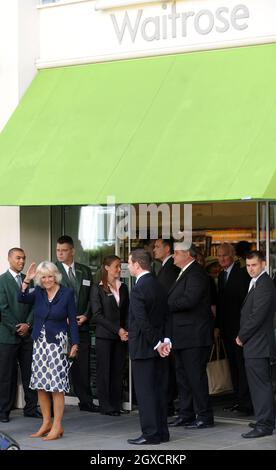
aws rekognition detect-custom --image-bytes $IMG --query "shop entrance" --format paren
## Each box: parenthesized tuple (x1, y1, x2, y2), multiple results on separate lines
(50, 200, 276, 412)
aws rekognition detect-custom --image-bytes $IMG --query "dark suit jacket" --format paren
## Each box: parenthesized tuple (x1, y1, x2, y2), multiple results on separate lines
(128, 273, 171, 360)
(91, 282, 129, 340)
(18, 285, 79, 345)
(168, 261, 213, 350)
(56, 261, 93, 332)
(239, 272, 276, 358)
(0, 271, 33, 344)
(157, 257, 180, 295)
(216, 263, 250, 339)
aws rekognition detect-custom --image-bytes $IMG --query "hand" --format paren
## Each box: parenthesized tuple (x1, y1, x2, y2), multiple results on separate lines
(118, 328, 128, 342)
(157, 342, 171, 358)
(214, 328, 220, 340)
(76, 315, 87, 326)
(68, 344, 78, 359)
(236, 336, 243, 347)
(16, 323, 30, 337)
(24, 262, 37, 282)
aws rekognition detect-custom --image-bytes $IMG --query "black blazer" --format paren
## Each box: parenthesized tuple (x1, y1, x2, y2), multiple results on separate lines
(157, 257, 180, 295)
(128, 273, 171, 360)
(91, 282, 129, 340)
(168, 261, 213, 350)
(239, 272, 276, 358)
(216, 263, 250, 339)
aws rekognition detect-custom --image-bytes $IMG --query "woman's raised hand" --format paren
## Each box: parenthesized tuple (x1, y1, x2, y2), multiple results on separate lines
(25, 262, 37, 281)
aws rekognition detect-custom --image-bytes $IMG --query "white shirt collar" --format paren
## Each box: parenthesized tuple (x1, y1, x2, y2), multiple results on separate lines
(248, 270, 266, 291)
(136, 271, 150, 283)
(9, 268, 22, 279)
(162, 255, 172, 267)
(62, 262, 75, 276)
(177, 259, 195, 279)
(225, 262, 235, 275)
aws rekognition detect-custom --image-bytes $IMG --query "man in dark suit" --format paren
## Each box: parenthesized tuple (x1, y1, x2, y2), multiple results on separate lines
(0, 248, 40, 422)
(154, 238, 180, 416)
(215, 243, 252, 414)
(127, 249, 171, 445)
(153, 238, 180, 294)
(56, 235, 97, 412)
(237, 251, 276, 438)
(168, 243, 214, 429)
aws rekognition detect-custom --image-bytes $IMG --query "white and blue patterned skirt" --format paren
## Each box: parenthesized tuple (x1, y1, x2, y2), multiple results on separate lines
(30, 326, 72, 393)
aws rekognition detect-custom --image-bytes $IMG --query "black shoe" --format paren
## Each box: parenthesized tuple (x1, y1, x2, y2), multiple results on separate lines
(127, 436, 160, 445)
(161, 435, 170, 443)
(120, 409, 130, 415)
(242, 427, 273, 438)
(0, 415, 9, 423)
(79, 403, 99, 412)
(184, 420, 214, 429)
(24, 410, 42, 418)
(168, 416, 194, 427)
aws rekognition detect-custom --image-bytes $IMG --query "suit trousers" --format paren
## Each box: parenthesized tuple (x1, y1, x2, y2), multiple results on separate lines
(224, 337, 252, 409)
(0, 340, 38, 417)
(96, 338, 127, 413)
(70, 331, 93, 406)
(132, 356, 169, 441)
(245, 357, 275, 430)
(174, 346, 213, 423)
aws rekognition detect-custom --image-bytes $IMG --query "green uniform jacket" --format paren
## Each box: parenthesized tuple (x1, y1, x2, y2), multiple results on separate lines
(0, 271, 34, 344)
(56, 261, 93, 332)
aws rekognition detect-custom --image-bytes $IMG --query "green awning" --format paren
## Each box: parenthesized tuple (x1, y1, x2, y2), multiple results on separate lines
(1, 43, 276, 205)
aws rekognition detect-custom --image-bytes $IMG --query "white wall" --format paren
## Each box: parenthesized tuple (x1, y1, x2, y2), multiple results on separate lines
(0, 207, 20, 273)
(0, 0, 38, 131)
(0, 0, 39, 274)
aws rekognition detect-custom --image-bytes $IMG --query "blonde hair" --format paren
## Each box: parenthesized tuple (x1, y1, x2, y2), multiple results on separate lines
(35, 261, 62, 287)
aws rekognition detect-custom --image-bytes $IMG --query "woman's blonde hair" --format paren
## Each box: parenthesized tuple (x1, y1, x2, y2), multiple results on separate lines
(35, 261, 62, 287)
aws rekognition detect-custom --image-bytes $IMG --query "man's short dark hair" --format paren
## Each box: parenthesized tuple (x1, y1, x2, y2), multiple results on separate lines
(8, 247, 25, 257)
(57, 235, 74, 247)
(159, 238, 175, 254)
(246, 250, 265, 262)
(130, 249, 151, 270)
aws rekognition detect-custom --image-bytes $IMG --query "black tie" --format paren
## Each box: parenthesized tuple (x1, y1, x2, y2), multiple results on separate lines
(223, 270, 228, 286)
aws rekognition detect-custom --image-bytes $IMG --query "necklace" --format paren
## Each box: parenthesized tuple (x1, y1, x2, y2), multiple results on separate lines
(47, 286, 60, 301)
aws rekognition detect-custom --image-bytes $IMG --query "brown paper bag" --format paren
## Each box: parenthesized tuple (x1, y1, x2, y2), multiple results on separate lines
(207, 338, 233, 395)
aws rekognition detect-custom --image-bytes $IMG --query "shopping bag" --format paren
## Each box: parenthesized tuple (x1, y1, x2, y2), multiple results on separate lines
(207, 337, 233, 395)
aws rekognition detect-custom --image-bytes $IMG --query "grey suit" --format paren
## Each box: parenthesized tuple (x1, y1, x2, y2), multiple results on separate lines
(239, 272, 276, 430)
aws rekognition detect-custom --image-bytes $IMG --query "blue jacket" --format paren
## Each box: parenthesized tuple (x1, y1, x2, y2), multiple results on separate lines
(18, 285, 79, 345)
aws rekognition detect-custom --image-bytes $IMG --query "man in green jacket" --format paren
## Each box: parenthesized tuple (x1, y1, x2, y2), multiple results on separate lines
(56, 235, 98, 412)
(0, 248, 40, 423)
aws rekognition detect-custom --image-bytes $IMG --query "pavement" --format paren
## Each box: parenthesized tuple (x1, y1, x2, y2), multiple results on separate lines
(0, 405, 276, 451)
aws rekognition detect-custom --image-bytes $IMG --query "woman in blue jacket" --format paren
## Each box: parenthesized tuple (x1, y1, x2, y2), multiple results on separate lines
(18, 261, 79, 440)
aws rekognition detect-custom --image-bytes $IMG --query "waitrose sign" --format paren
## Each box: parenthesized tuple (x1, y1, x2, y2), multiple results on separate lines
(38, 0, 276, 67)
(110, 3, 249, 43)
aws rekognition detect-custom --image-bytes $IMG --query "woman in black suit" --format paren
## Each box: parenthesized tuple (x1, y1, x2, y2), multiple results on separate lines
(91, 255, 129, 416)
